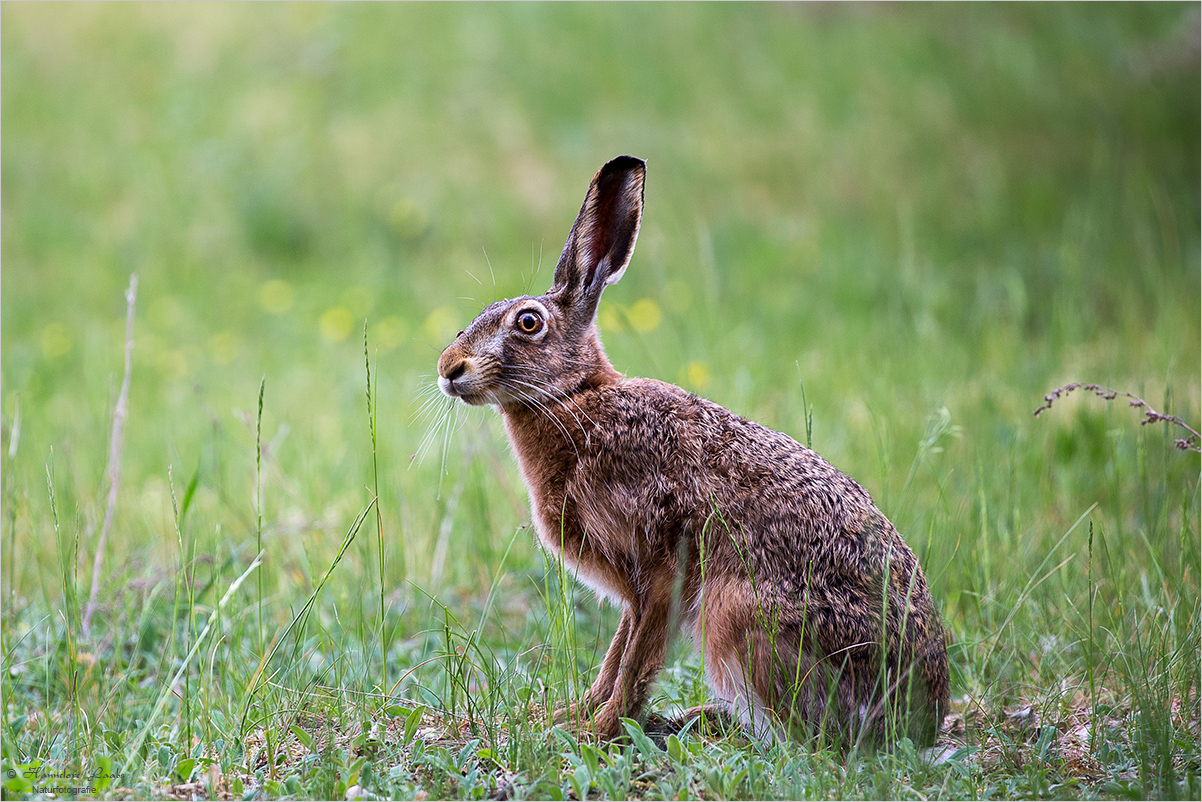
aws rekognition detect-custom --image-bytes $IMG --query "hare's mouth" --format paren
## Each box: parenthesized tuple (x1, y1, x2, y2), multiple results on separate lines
(438, 375, 490, 406)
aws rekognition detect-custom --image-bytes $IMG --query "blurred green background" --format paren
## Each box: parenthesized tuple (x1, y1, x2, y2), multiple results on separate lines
(4, 3, 1197, 576)
(1, 4, 1199, 795)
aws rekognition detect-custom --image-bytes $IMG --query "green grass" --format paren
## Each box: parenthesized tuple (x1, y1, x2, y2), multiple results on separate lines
(2, 3, 1199, 799)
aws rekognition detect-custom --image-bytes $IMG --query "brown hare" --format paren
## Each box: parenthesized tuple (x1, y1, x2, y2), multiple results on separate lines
(437, 156, 949, 745)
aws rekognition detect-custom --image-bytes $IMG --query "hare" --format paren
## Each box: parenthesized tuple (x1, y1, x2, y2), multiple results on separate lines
(437, 156, 949, 744)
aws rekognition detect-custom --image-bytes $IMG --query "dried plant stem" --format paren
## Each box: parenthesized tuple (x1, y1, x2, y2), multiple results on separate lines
(1033, 381, 1201, 453)
(83, 273, 138, 638)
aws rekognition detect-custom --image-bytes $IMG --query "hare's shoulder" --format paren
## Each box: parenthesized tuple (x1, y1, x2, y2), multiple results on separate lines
(589, 377, 740, 430)
(594, 377, 808, 450)
(585, 378, 816, 467)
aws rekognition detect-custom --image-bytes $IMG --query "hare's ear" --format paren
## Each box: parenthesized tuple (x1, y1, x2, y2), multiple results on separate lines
(548, 156, 645, 323)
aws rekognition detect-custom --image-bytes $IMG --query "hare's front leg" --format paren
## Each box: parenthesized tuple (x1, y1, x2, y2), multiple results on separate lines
(588, 585, 673, 739)
(554, 607, 632, 724)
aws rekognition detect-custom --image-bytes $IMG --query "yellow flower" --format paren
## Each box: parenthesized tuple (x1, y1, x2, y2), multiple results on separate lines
(374, 316, 408, 352)
(40, 323, 71, 360)
(259, 279, 294, 315)
(627, 298, 662, 334)
(320, 307, 354, 342)
(157, 349, 188, 381)
(209, 331, 239, 365)
(341, 285, 374, 317)
(686, 360, 710, 391)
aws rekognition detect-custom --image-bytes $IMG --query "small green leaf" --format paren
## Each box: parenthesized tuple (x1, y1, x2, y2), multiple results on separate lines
(575, 763, 592, 791)
(402, 706, 425, 747)
(621, 718, 662, 760)
(93, 755, 115, 792)
(103, 729, 126, 751)
(179, 460, 201, 525)
(2, 765, 33, 795)
(666, 733, 686, 764)
(551, 726, 579, 755)
(566, 768, 586, 802)
(290, 724, 314, 751)
(579, 742, 602, 776)
(174, 757, 197, 783)
(347, 755, 367, 786)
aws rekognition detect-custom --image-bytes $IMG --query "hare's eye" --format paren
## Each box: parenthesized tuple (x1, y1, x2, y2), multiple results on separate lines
(515, 310, 543, 334)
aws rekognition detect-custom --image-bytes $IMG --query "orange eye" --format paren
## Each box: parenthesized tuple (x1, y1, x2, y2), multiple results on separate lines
(516, 310, 543, 334)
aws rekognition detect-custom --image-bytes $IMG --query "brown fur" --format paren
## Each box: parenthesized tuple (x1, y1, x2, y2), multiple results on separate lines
(437, 156, 949, 744)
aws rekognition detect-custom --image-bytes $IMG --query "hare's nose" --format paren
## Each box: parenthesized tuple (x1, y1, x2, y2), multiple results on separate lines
(442, 360, 467, 381)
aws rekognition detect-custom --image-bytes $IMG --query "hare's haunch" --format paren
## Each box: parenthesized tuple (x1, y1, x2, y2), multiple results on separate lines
(438, 156, 949, 743)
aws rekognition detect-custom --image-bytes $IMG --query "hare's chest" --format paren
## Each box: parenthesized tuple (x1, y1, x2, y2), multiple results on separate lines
(529, 488, 639, 607)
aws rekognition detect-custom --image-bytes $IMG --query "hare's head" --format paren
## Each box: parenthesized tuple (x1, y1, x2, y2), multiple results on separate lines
(438, 156, 645, 407)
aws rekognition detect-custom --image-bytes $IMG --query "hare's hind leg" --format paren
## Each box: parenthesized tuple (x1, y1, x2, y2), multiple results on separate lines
(697, 578, 854, 743)
(694, 578, 787, 741)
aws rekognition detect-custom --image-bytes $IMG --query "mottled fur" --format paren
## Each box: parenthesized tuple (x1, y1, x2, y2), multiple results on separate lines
(437, 156, 949, 744)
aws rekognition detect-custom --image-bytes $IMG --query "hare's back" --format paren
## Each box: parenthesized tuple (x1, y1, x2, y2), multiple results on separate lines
(594, 379, 888, 550)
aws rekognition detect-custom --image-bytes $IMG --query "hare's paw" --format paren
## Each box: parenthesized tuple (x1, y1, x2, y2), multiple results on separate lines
(550, 705, 623, 742)
(552, 694, 604, 726)
(581, 705, 624, 742)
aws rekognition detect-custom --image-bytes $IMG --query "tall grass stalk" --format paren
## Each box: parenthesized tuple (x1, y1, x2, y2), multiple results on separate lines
(121, 554, 261, 778)
(980, 502, 1096, 671)
(365, 322, 387, 698)
(255, 377, 265, 659)
(795, 363, 814, 450)
(6, 394, 19, 602)
(168, 466, 197, 749)
(1086, 518, 1097, 752)
(47, 449, 81, 759)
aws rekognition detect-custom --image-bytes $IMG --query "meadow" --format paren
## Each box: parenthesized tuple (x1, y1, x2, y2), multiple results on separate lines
(2, 4, 1199, 799)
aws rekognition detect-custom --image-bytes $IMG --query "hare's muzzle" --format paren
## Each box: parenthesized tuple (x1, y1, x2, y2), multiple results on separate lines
(438, 343, 491, 403)
(437, 357, 467, 397)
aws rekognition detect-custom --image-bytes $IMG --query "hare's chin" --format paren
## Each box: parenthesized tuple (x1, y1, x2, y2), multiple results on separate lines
(456, 394, 491, 407)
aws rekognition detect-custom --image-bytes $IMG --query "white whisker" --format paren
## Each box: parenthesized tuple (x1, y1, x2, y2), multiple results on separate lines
(507, 377, 594, 437)
(483, 247, 497, 288)
(499, 381, 581, 459)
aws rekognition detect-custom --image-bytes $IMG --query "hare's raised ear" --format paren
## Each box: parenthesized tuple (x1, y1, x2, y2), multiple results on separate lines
(548, 155, 645, 323)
